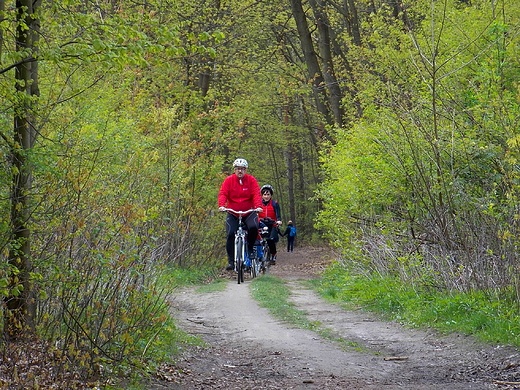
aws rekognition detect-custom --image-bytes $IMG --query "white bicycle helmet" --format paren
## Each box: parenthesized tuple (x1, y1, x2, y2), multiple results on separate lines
(233, 158, 248, 168)
(261, 184, 274, 194)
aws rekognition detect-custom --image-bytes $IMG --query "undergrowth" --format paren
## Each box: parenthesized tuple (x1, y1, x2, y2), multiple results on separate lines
(108, 265, 216, 389)
(312, 262, 520, 347)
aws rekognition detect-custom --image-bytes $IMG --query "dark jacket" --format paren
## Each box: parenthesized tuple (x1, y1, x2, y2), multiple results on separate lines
(283, 223, 296, 238)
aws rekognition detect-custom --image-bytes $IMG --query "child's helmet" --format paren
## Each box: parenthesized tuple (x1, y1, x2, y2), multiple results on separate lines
(261, 184, 274, 194)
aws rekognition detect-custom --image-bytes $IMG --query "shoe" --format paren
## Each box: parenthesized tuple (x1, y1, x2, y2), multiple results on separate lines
(226, 264, 234, 271)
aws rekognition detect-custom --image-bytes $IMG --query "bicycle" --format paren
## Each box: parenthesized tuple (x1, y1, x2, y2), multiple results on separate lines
(259, 225, 272, 274)
(259, 217, 281, 274)
(221, 208, 258, 284)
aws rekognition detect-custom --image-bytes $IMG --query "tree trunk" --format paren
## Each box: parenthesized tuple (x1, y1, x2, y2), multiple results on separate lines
(289, 0, 334, 141)
(0, 0, 4, 58)
(5, 0, 40, 339)
(283, 95, 296, 223)
(345, 0, 362, 46)
(309, 0, 344, 127)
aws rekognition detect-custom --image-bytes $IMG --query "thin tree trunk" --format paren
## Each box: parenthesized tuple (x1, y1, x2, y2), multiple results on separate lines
(289, 0, 334, 141)
(0, 0, 4, 58)
(5, 0, 40, 339)
(283, 95, 296, 223)
(345, 0, 362, 46)
(309, 0, 344, 127)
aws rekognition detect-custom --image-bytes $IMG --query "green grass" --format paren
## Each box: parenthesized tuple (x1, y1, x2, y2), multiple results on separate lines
(250, 275, 362, 350)
(313, 264, 520, 347)
(159, 264, 222, 289)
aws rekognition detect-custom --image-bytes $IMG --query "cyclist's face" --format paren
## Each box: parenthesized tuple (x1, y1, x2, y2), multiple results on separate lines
(234, 166, 247, 178)
(262, 191, 272, 201)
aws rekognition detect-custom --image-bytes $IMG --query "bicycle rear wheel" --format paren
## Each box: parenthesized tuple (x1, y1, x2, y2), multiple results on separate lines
(236, 237, 245, 284)
(262, 242, 271, 275)
(250, 257, 257, 279)
(250, 248, 260, 279)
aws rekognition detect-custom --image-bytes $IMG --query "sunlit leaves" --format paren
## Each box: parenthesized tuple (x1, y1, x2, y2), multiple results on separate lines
(318, 0, 520, 294)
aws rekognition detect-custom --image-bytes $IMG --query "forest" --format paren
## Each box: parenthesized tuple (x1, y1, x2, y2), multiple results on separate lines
(1, 0, 519, 386)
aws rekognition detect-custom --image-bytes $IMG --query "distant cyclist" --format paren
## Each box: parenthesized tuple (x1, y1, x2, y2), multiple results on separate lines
(258, 184, 282, 264)
(218, 158, 263, 271)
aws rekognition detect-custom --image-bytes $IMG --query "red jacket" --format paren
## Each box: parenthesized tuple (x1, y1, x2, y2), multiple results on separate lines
(258, 199, 281, 221)
(218, 174, 262, 213)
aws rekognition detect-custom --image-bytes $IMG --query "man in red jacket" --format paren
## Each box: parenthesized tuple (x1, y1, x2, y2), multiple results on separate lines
(218, 158, 263, 270)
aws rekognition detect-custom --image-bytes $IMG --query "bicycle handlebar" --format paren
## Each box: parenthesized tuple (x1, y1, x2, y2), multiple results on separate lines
(220, 208, 258, 216)
(260, 217, 281, 227)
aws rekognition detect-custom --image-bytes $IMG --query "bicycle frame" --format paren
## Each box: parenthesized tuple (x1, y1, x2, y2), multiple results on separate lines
(221, 208, 257, 284)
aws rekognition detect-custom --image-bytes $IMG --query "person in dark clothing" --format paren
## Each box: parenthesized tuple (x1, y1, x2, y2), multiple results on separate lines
(257, 184, 282, 264)
(282, 220, 296, 252)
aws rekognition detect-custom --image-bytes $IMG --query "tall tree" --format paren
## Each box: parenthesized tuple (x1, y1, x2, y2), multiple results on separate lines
(289, 0, 335, 141)
(309, 0, 344, 127)
(5, 0, 41, 338)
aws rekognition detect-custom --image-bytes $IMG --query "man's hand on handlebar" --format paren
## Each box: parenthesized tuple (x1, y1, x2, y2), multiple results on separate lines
(219, 206, 226, 212)
(255, 207, 263, 213)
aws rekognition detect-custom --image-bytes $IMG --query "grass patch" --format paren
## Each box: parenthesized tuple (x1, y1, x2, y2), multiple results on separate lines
(159, 264, 227, 293)
(250, 275, 362, 350)
(314, 263, 520, 347)
(160, 264, 222, 290)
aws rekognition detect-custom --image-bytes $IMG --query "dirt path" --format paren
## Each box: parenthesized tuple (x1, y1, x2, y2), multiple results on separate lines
(161, 247, 520, 390)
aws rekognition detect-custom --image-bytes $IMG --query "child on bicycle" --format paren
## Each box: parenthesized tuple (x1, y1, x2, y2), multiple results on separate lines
(258, 184, 282, 265)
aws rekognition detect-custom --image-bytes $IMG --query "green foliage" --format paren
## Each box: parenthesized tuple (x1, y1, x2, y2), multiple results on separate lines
(1, 0, 231, 379)
(316, 0, 520, 296)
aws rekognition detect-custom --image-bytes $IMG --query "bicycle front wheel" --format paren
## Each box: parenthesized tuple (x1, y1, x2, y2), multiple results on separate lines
(235, 236, 245, 284)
